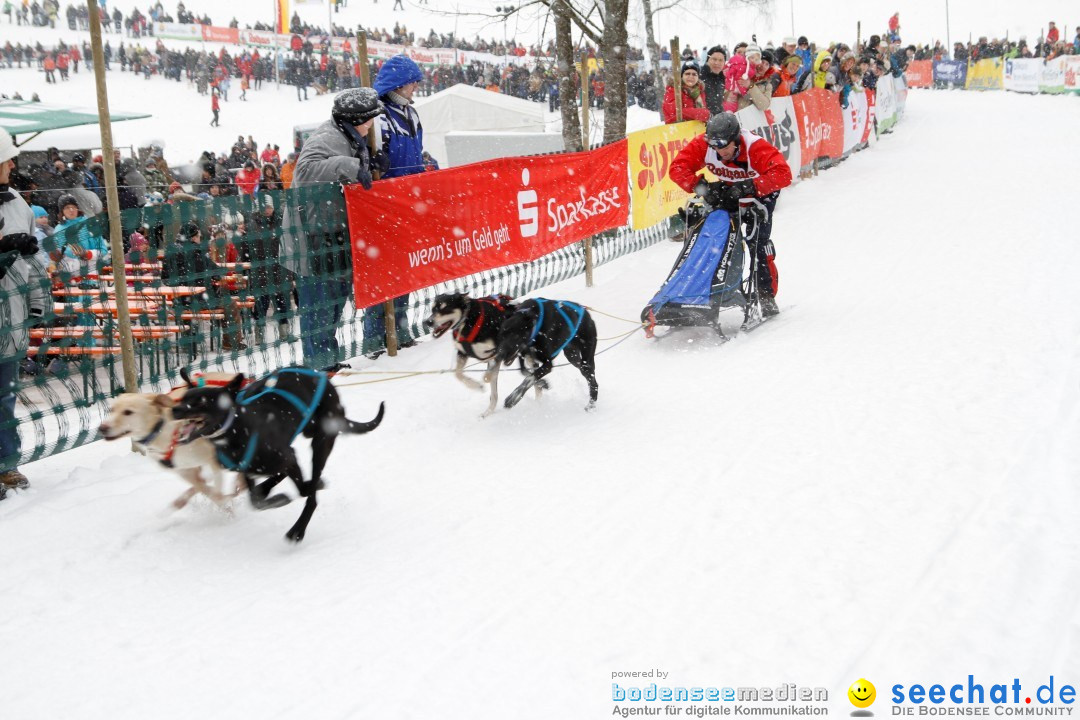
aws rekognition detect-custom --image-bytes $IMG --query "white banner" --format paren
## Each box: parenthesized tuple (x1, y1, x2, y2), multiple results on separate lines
(153, 21, 202, 41)
(1066, 57, 1080, 91)
(734, 97, 801, 185)
(1004, 58, 1041, 93)
(1039, 56, 1066, 93)
(841, 90, 869, 155)
(875, 74, 897, 131)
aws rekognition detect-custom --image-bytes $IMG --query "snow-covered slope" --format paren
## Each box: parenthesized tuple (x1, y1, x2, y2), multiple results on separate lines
(2, 89, 1080, 719)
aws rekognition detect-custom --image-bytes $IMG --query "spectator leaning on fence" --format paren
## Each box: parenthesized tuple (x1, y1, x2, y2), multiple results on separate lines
(0, 132, 48, 497)
(280, 87, 385, 371)
(367, 53, 436, 356)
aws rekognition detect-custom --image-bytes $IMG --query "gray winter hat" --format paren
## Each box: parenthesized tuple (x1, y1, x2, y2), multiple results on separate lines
(332, 87, 385, 125)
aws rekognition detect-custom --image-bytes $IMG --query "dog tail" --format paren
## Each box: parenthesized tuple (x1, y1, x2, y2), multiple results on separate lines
(345, 402, 385, 435)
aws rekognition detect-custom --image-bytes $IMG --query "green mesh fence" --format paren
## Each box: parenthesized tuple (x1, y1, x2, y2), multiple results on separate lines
(0, 179, 669, 471)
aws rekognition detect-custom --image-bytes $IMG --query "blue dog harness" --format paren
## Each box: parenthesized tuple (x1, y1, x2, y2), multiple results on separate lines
(214, 368, 329, 472)
(527, 299, 586, 358)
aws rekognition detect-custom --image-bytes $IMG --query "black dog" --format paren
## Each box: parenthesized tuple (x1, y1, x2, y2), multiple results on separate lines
(425, 292, 536, 416)
(171, 367, 385, 542)
(490, 298, 598, 411)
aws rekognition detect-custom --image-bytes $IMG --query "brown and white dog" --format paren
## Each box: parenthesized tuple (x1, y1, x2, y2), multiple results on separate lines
(99, 377, 238, 510)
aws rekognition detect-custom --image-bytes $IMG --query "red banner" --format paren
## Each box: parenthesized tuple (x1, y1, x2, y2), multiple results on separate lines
(202, 25, 240, 44)
(905, 60, 933, 88)
(346, 140, 629, 309)
(790, 88, 844, 170)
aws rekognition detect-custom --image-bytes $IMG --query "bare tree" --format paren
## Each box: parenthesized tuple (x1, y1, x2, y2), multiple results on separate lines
(601, 0, 629, 143)
(553, 0, 583, 151)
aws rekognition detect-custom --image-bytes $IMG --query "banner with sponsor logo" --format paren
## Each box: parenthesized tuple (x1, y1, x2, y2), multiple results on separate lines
(904, 60, 933, 88)
(875, 75, 898, 132)
(966, 58, 1003, 90)
(627, 121, 704, 230)
(841, 90, 871, 155)
(346, 141, 629, 309)
(933, 60, 967, 85)
(1066, 57, 1080, 93)
(789, 88, 844, 171)
(153, 21, 203, 41)
(1039, 57, 1067, 94)
(735, 97, 802, 186)
(202, 25, 240, 44)
(1004, 58, 1041, 93)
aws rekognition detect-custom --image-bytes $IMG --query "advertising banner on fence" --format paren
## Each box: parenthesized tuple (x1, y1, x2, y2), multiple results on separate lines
(905, 60, 933, 88)
(346, 141, 629, 308)
(789, 88, 844, 171)
(1039, 57, 1067, 94)
(966, 58, 1003, 90)
(933, 60, 967, 85)
(1067, 57, 1080, 93)
(1004, 58, 1041, 93)
(735, 97, 802, 186)
(627, 121, 704, 230)
(153, 21, 203, 41)
(202, 25, 240, 44)
(841, 90, 871, 155)
(875, 75, 898, 132)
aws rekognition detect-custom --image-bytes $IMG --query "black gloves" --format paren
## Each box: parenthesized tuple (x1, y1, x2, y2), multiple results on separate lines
(0, 232, 38, 257)
(715, 180, 757, 211)
(371, 150, 390, 176)
(356, 165, 373, 191)
(0, 250, 17, 280)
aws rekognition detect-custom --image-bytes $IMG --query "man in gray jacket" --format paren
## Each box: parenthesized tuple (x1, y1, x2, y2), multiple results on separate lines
(0, 133, 49, 496)
(279, 87, 386, 371)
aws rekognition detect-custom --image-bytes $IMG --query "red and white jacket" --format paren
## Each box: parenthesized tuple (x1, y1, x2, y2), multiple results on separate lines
(669, 130, 792, 197)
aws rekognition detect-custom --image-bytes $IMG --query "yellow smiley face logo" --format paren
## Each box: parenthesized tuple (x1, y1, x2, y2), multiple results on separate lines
(848, 679, 876, 708)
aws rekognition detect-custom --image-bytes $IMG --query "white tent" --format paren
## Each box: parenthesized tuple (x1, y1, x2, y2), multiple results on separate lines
(414, 84, 551, 168)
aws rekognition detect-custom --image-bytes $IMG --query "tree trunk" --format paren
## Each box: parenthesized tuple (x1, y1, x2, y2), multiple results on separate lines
(641, 0, 666, 121)
(601, 0, 628, 143)
(554, 0, 582, 152)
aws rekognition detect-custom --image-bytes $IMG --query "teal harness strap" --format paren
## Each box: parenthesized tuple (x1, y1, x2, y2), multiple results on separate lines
(527, 299, 585, 359)
(214, 368, 329, 472)
(218, 431, 260, 472)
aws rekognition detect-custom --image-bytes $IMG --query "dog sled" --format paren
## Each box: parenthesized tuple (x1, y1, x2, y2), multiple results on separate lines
(641, 195, 771, 338)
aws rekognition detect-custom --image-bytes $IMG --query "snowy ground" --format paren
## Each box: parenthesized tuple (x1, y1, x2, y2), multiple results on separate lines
(3, 88, 1080, 719)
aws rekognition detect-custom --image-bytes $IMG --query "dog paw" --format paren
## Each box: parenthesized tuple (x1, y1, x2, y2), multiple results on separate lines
(284, 529, 305, 543)
(585, 401, 597, 412)
(253, 493, 291, 510)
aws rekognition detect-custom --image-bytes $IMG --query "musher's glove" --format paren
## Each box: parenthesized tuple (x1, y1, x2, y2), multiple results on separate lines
(694, 179, 710, 198)
(717, 180, 756, 211)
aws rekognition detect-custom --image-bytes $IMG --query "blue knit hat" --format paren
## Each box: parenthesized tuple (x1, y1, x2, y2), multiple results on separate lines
(373, 55, 424, 97)
(31, 205, 48, 219)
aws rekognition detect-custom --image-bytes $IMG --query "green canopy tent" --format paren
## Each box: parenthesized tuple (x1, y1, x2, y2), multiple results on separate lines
(0, 100, 150, 146)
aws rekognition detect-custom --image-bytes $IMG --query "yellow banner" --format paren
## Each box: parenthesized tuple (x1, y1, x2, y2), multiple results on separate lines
(627, 120, 706, 230)
(965, 58, 1003, 90)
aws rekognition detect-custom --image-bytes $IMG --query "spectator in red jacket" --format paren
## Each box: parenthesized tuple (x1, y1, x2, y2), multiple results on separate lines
(668, 113, 792, 316)
(234, 160, 260, 196)
(662, 61, 712, 124)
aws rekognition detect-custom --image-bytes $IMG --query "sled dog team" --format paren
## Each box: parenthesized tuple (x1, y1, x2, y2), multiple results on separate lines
(99, 293, 599, 543)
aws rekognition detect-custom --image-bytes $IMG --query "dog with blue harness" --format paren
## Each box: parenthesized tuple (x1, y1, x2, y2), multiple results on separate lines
(489, 298, 598, 411)
(171, 367, 385, 543)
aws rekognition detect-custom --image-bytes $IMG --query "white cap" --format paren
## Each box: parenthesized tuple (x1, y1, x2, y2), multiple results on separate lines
(0, 132, 19, 164)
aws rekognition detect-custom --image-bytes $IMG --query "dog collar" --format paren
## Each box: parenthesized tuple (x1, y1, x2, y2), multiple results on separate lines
(135, 419, 166, 446)
(201, 408, 236, 440)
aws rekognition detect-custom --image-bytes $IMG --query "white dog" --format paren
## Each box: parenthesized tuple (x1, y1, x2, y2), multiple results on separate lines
(99, 392, 236, 510)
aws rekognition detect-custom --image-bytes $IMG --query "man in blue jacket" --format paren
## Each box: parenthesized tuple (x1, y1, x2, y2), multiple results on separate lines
(363, 54, 439, 357)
